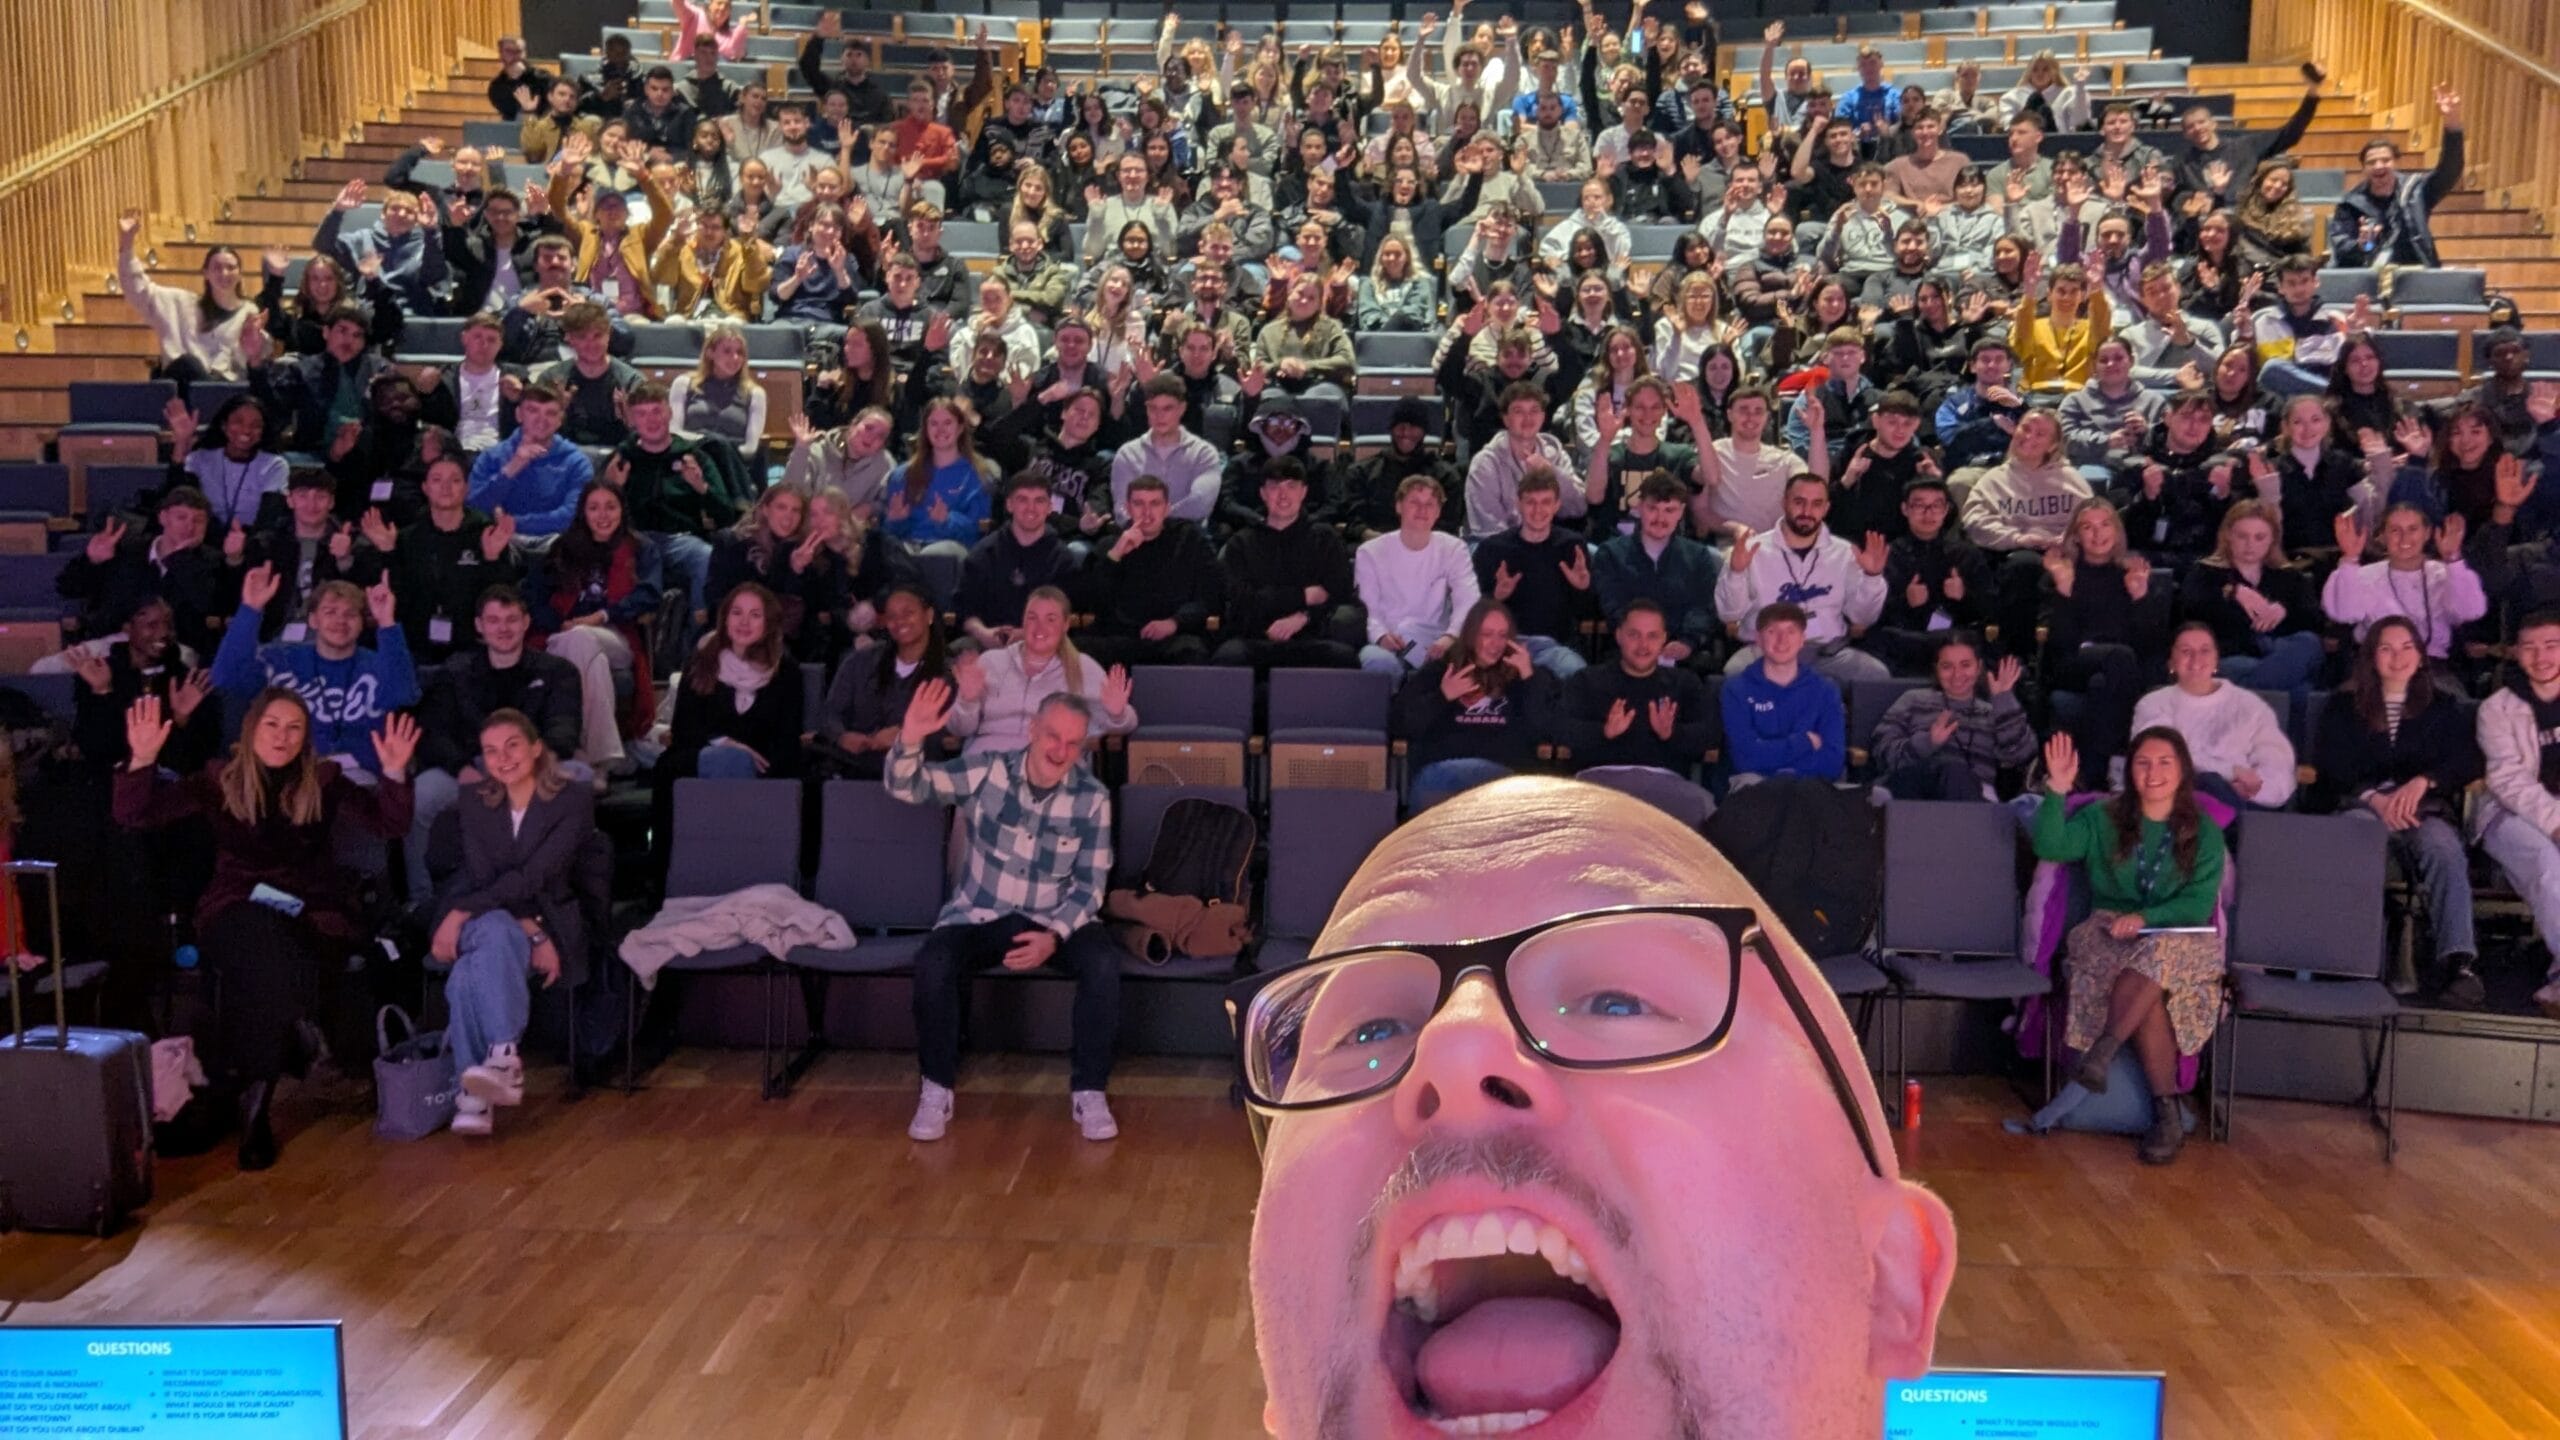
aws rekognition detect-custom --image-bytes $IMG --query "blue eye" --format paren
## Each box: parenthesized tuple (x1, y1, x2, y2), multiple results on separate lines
(1560, 991, 1652, 1019)
(1346, 1017, 1409, 1047)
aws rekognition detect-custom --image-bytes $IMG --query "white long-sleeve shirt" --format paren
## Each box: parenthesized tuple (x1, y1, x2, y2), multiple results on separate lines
(1355, 531, 1481, 647)
(2131, 682, 2298, 808)
(2320, 558, 2487, 659)
(1712, 527, 1887, 644)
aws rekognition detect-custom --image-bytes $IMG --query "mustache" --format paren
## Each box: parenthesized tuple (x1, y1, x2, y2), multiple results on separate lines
(1348, 1131, 1636, 1278)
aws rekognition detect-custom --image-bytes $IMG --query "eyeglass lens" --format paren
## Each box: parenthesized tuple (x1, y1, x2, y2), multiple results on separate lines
(1244, 913, 1738, 1106)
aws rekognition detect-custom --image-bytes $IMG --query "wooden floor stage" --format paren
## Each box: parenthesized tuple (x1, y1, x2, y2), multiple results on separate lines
(4, 1054, 2559, 1438)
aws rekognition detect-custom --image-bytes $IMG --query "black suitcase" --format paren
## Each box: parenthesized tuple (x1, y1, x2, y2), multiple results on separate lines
(0, 859, 155, 1235)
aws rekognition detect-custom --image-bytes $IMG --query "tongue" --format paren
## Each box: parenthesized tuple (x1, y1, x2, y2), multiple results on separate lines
(1415, 1297, 1617, 1419)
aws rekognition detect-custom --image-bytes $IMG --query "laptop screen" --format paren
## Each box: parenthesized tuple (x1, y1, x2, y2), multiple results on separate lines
(1885, 1369, 2166, 1439)
(0, 1322, 347, 1439)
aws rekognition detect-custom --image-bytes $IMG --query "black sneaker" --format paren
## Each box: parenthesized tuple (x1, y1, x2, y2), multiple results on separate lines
(2437, 958, 2487, 1010)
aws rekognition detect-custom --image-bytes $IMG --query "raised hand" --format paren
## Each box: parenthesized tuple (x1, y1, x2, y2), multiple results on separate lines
(360, 507, 397, 552)
(1728, 529, 1760, 576)
(1928, 709, 1960, 747)
(901, 677, 955, 748)
(2123, 553, 2151, 600)
(1646, 695, 1678, 741)
(1856, 530, 1888, 576)
(240, 562, 282, 612)
(953, 652, 987, 704)
(125, 694, 173, 771)
(1440, 661, 1481, 703)
(2497, 452, 2539, 518)
(334, 178, 368, 211)
(2529, 381, 2560, 429)
(2436, 511, 2466, 560)
(1987, 655, 2023, 696)
(2433, 83, 2462, 125)
(1558, 546, 1591, 591)
(2334, 510, 2370, 561)
(366, 574, 398, 630)
(169, 667, 214, 722)
(480, 508, 516, 561)
(370, 710, 421, 780)
(2042, 731, 2080, 795)
(1101, 664, 1134, 715)
(65, 645, 112, 696)
(1602, 698, 1635, 739)
(84, 515, 128, 566)
(2042, 545, 2075, 597)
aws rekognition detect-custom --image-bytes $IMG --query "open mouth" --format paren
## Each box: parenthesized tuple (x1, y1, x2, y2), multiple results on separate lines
(1383, 1207, 1622, 1435)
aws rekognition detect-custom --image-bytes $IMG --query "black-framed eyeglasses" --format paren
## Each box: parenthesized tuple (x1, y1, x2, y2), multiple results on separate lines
(1223, 903, 1885, 1178)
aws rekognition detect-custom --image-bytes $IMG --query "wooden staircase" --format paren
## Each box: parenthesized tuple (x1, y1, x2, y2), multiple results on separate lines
(2, 52, 2553, 464)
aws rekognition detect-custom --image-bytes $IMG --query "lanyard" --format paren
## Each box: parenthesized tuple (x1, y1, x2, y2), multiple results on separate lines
(2385, 566, 2434, 650)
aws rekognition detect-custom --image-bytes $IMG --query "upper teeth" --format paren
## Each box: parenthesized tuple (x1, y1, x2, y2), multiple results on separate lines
(1391, 1207, 1605, 1325)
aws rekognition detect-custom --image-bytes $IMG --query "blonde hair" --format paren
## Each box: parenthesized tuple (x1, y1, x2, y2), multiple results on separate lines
(2064, 496, 2127, 564)
(472, 708, 567, 805)
(218, 689, 327, 827)
(1024, 585, 1083, 692)
(808, 486, 866, 568)
(692, 320, 767, 402)
(2206, 499, 2290, 569)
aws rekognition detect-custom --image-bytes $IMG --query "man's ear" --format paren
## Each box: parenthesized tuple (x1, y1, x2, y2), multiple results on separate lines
(1867, 1179, 1958, 1382)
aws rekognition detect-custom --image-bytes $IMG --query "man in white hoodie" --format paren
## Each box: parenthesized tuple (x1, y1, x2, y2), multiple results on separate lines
(1714, 473, 1892, 681)
(2130, 624, 2296, 811)
(2475, 609, 2560, 1018)
(1355, 477, 1482, 678)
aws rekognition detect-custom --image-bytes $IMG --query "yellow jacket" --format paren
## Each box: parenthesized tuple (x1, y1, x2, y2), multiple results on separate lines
(517, 111, 601, 165)
(547, 166, 676, 319)
(652, 232, 773, 321)
(2010, 286, 2112, 393)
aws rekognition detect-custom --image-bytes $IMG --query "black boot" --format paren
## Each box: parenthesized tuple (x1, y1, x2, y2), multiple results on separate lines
(2072, 1034, 2121, 1094)
(237, 1080, 279, 1172)
(2139, 1096, 2188, 1166)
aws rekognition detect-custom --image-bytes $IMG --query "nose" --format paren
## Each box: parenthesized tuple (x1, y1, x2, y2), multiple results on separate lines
(1392, 975, 1563, 1135)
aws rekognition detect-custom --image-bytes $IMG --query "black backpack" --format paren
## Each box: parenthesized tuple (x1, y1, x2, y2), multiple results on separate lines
(1702, 778, 1883, 958)
(1134, 797, 1258, 910)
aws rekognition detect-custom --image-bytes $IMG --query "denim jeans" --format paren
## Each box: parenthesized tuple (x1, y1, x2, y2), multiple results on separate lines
(1410, 758, 1514, 810)
(434, 911, 534, 1075)
(2383, 812, 2477, 961)
(2219, 631, 2324, 707)
(657, 531, 715, 624)
(1522, 634, 1588, 679)
(1360, 643, 1426, 678)
(695, 742, 763, 778)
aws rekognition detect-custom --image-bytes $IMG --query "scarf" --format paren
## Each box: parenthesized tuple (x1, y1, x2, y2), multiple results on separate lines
(717, 649, 773, 714)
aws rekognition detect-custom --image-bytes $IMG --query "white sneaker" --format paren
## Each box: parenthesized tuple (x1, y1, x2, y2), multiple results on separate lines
(462, 1043, 525, 1108)
(1071, 1090, 1118, 1142)
(451, 1094, 493, 1137)
(908, 1080, 955, 1141)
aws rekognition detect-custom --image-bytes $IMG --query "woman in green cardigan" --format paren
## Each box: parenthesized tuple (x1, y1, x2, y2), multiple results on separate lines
(2033, 725, 2229, 1165)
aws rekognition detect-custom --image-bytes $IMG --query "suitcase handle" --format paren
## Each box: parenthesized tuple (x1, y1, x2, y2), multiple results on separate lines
(3, 859, 67, 1047)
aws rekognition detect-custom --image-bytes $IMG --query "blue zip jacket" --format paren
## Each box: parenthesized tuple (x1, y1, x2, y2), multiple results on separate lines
(884, 457, 993, 548)
(210, 604, 420, 761)
(1720, 659, 1845, 780)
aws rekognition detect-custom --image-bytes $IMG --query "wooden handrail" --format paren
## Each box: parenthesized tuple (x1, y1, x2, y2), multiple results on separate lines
(0, 0, 520, 339)
(2253, 0, 2559, 224)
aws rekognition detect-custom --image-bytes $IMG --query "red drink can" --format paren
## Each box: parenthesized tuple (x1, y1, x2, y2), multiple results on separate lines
(1902, 1079, 1923, 1131)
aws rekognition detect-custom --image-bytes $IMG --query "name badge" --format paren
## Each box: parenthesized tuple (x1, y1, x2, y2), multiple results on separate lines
(282, 623, 308, 643)
(1926, 609, 1953, 632)
(2154, 516, 2170, 544)
(601, 278, 622, 303)
(371, 480, 395, 501)
(428, 617, 455, 644)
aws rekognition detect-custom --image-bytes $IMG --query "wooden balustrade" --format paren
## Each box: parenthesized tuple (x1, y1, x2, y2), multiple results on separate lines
(0, 0, 520, 341)
(2253, 0, 2560, 226)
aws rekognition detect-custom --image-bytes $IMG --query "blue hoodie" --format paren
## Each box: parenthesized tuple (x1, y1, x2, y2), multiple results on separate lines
(211, 604, 421, 762)
(1720, 660, 1845, 781)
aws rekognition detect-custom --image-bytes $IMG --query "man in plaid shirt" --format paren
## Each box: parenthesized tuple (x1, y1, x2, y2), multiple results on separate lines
(886, 680, 1123, 1143)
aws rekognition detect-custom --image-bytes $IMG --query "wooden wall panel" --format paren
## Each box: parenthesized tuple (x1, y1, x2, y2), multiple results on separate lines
(2254, 0, 2560, 231)
(0, 0, 521, 335)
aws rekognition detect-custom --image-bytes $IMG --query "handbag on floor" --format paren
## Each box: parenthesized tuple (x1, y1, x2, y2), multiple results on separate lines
(371, 1005, 456, 1141)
